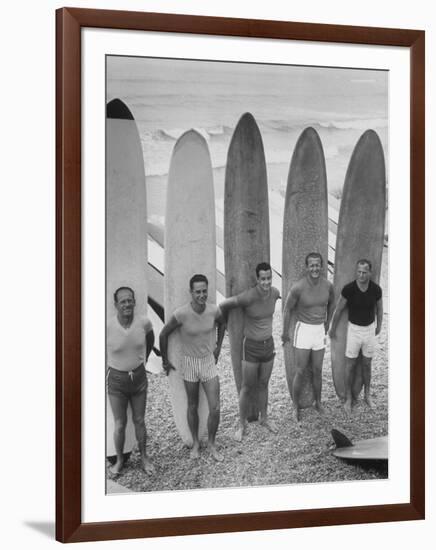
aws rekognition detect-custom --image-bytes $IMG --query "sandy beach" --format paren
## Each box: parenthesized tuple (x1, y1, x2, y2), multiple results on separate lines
(107, 248, 388, 493)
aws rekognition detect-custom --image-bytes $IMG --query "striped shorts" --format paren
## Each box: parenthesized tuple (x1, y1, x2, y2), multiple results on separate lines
(181, 354, 218, 383)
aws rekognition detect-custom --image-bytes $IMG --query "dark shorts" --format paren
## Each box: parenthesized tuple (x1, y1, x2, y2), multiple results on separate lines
(242, 336, 275, 364)
(106, 364, 148, 397)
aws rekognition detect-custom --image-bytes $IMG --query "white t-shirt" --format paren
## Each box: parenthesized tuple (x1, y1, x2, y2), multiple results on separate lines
(107, 315, 152, 371)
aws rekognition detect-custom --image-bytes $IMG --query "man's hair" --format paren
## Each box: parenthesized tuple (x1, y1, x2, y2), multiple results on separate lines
(356, 258, 372, 270)
(189, 273, 208, 290)
(305, 252, 323, 266)
(256, 262, 272, 277)
(114, 286, 135, 303)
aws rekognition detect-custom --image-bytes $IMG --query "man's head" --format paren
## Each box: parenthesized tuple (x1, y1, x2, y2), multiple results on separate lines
(356, 259, 372, 284)
(305, 252, 323, 279)
(114, 286, 135, 316)
(189, 274, 209, 306)
(255, 262, 272, 292)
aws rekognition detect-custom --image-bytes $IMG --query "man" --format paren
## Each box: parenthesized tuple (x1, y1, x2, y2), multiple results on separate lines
(159, 274, 225, 461)
(220, 262, 280, 442)
(107, 287, 155, 475)
(281, 252, 335, 421)
(329, 259, 383, 413)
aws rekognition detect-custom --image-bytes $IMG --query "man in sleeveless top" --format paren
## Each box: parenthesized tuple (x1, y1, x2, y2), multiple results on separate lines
(107, 287, 155, 475)
(220, 262, 281, 442)
(281, 253, 335, 421)
(329, 259, 383, 413)
(159, 274, 226, 461)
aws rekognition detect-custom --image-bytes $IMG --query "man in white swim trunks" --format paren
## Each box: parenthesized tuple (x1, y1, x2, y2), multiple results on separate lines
(159, 274, 225, 461)
(106, 286, 155, 475)
(329, 259, 383, 413)
(219, 262, 280, 442)
(281, 253, 335, 421)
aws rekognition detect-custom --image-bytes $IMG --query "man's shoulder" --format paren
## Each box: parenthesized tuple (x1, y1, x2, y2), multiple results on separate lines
(342, 280, 356, 293)
(369, 280, 382, 295)
(173, 302, 190, 320)
(236, 286, 257, 305)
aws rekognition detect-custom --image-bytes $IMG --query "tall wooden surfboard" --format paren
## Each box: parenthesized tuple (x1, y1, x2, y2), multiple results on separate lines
(331, 130, 386, 400)
(106, 98, 148, 460)
(165, 130, 216, 446)
(282, 127, 328, 407)
(224, 112, 270, 419)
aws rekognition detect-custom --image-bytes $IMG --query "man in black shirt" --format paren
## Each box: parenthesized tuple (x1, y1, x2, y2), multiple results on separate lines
(329, 259, 383, 413)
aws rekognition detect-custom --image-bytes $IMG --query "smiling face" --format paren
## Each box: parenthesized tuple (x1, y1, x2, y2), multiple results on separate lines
(257, 269, 272, 293)
(115, 288, 135, 317)
(190, 281, 208, 307)
(306, 257, 322, 279)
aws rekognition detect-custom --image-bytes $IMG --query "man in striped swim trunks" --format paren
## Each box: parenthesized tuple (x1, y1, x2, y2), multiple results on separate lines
(329, 259, 383, 413)
(281, 253, 335, 421)
(219, 262, 281, 442)
(159, 274, 226, 461)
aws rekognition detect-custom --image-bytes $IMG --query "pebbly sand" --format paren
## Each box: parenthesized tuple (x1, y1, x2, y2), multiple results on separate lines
(107, 249, 388, 493)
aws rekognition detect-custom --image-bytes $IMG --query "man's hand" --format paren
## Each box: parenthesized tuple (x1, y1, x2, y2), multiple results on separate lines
(213, 347, 221, 364)
(162, 360, 176, 376)
(375, 325, 381, 336)
(281, 334, 290, 345)
(328, 328, 336, 339)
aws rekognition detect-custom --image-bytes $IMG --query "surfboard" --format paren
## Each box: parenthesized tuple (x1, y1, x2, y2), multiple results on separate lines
(331, 429, 388, 461)
(331, 130, 386, 400)
(165, 129, 216, 446)
(106, 98, 148, 460)
(282, 127, 329, 407)
(224, 112, 270, 420)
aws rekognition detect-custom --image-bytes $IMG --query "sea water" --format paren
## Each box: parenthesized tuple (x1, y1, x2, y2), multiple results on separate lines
(107, 56, 388, 234)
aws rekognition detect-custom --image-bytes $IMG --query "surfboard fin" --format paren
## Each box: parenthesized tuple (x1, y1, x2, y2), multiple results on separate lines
(331, 429, 354, 448)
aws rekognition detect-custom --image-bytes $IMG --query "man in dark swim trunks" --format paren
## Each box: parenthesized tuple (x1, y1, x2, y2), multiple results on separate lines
(220, 262, 280, 442)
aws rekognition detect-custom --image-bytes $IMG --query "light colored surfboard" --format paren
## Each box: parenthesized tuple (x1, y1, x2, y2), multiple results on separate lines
(224, 112, 270, 419)
(106, 98, 148, 459)
(282, 127, 328, 408)
(332, 429, 388, 461)
(331, 130, 386, 400)
(165, 129, 216, 446)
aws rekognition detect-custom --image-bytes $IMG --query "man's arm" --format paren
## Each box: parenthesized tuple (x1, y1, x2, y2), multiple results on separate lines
(159, 315, 182, 375)
(218, 296, 240, 322)
(213, 313, 226, 364)
(281, 287, 299, 344)
(328, 295, 347, 338)
(325, 282, 336, 333)
(145, 329, 155, 361)
(375, 297, 383, 335)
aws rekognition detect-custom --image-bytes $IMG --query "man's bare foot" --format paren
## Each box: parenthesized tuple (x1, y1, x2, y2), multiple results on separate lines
(234, 424, 245, 442)
(207, 444, 224, 462)
(293, 405, 301, 422)
(109, 458, 124, 476)
(315, 402, 325, 415)
(141, 456, 156, 475)
(364, 395, 374, 409)
(259, 419, 278, 433)
(344, 400, 353, 415)
(190, 443, 200, 459)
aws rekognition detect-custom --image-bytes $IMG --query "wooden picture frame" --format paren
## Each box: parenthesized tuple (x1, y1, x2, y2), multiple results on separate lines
(56, 7, 425, 543)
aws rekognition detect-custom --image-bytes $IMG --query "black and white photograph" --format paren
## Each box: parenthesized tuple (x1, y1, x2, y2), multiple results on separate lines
(105, 55, 389, 494)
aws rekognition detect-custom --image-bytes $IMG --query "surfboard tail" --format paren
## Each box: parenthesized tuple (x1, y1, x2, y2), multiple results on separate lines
(331, 429, 354, 448)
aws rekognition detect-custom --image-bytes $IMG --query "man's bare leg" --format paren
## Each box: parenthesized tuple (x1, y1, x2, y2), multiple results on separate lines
(184, 380, 200, 458)
(235, 361, 258, 441)
(312, 348, 325, 414)
(131, 389, 155, 475)
(344, 357, 357, 414)
(202, 376, 223, 461)
(361, 356, 374, 409)
(108, 393, 128, 475)
(258, 358, 277, 432)
(293, 348, 311, 421)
